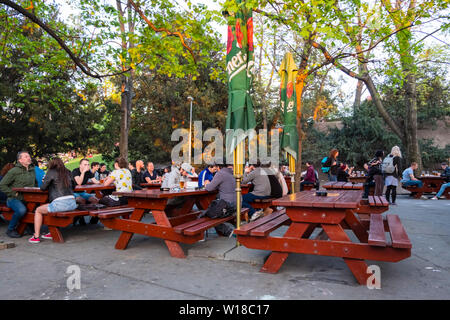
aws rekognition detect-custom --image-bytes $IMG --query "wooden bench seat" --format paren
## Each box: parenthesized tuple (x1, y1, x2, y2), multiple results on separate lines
(358, 196, 389, 215)
(234, 208, 288, 237)
(174, 208, 249, 236)
(368, 214, 412, 249)
(0, 205, 12, 212)
(47, 210, 89, 218)
(252, 198, 280, 210)
(96, 207, 136, 219)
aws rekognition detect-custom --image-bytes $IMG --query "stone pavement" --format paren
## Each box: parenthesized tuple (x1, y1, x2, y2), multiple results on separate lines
(0, 195, 449, 300)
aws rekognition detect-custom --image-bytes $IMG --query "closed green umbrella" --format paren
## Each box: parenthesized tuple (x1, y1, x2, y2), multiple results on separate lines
(279, 52, 299, 192)
(225, 0, 256, 234)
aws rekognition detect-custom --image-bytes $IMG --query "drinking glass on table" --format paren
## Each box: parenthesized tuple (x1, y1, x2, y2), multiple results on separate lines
(179, 177, 185, 189)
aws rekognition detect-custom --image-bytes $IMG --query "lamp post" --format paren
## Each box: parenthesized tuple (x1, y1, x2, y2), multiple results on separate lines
(187, 96, 194, 164)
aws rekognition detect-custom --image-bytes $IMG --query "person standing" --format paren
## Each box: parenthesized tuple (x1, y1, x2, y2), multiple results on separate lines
(323, 149, 339, 181)
(383, 146, 402, 205)
(28, 157, 77, 244)
(0, 151, 36, 238)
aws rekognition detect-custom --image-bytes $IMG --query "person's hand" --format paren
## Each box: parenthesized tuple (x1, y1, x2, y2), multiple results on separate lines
(245, 167, 251, 173)
(204, 180, 210, 185)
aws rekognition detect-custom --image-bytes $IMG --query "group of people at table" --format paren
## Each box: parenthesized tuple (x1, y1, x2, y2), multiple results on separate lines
(1, 146, 449, 244)
(0, 151, 290, 243)
(317, 146, 450, 203)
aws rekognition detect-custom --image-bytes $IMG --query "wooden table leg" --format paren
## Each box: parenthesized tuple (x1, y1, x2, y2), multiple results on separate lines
(48, 226, 64, 243)
(322, 224, 370, 285)
(344, 209, 369, 243)
(260, 222, 311, 274)
(152, 210, 186, 258)
(115, 208, 145, 250)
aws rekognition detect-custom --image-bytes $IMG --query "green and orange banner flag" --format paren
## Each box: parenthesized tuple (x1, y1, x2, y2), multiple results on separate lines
(279, 52, 299, 160)
(225, 0, 256, 154)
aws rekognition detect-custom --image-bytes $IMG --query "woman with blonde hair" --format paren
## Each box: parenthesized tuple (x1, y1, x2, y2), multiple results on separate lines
(384, 145, 402, 205)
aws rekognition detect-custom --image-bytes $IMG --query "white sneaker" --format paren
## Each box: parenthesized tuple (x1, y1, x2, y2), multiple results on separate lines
(420, 195, 428, 200)
(430, 196, 438, 200)
(250, 210, 264, 222)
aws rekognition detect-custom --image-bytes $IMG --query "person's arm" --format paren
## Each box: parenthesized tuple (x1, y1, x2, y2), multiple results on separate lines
(103, 176, 115, 186)
(40, 170, 54, 191)
(0, 169, 16, 198)
(205, 172, 221, 191)
(242, 168, 256, 184)
(74, 170, 86, 186)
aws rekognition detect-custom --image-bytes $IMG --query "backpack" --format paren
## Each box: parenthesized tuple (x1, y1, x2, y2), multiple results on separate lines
(381, 155, 396, 174)
(200, 199, 235, 219)
(321, 157, 330, 173)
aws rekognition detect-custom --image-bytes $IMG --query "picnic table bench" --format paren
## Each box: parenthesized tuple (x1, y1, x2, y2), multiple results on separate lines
(403, 176, 449, 199)
(99, 188, 246, 258)
(235, 190, 411, 285)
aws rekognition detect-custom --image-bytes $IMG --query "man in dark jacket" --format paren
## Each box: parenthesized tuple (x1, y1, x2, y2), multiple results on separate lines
(0, 151, 36, 238)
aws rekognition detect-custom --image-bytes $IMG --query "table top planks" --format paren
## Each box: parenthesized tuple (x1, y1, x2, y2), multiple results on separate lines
(113, 188, 216, 199)
(272, 190, 362, 209)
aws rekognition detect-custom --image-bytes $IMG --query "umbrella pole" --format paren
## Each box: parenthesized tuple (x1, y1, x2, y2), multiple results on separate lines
(289, 154, 295, 194)
(233, 141, 244, 246)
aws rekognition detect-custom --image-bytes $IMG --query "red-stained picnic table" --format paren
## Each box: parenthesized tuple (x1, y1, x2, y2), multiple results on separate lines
(1, 187, 133, 242)
(140, 182, 162, 189)
(404, 176, 449, 199)
(75, 183, 115, 198)
(100, 188, 243, 258)
(323, 181, 364, 190)
(235, 190, 411, 285)
(348, 176, 367, 184)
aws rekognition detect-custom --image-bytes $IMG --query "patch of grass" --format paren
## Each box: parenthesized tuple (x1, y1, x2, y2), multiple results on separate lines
(65, 154, 104, 171)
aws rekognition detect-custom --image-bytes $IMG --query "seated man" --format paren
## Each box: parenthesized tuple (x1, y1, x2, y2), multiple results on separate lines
(143, 161, 160, 184)
(431, 162, 450, 200)
(401, 162, 423, 188)
(337, 163, 354, 182)
(131, 160, 145, 190)
(98, 163, 110, 180)
(72, 158, 99, 225)
(300, 161, 316, 191)
(242, 162, 281, 221)
(198, 164, 218, 188)
(0, 151, 36, 238)
(90, 162, 100, 182)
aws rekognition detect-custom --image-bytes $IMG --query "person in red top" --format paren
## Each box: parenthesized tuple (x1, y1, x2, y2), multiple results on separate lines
(300, 161, 316, 191)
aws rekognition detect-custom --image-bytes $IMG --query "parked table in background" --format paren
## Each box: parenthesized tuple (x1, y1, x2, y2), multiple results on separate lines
(348, 176, 367, 184)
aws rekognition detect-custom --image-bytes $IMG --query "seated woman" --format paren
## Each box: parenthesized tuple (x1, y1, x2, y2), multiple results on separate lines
(29, 157, 77, 244)
(300, 161, 316, 191)
(100, 157, 132, 207)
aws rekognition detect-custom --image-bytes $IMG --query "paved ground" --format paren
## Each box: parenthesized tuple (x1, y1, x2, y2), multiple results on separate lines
(1, 195, 449, 300)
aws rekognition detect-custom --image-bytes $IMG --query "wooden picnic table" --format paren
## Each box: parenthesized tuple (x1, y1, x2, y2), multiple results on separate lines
(403, 176, 449, 199)
(235, 190, 411, 285)
(348, 176, 367, 184)
(75, 184, 115, 198)
(323, 181, 364, 190)
(140, 182, 162, 189)
(99, 188, 224, 258)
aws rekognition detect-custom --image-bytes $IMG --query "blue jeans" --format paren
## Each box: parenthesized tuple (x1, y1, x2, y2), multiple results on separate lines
(329, 174, 337, 182)
(363, 181, 375, 199)
(242, 193, 271, 217)
(73, 192, 94, 200)
(48, 198, 77, 212)
(6, 199, 27, 231)
(436, 182, 450, 198)
(402, 180, 423, 188)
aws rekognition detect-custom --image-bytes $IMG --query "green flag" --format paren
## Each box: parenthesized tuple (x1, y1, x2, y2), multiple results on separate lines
(225, 0, 256, 154)
(279, 52, 299, 160)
